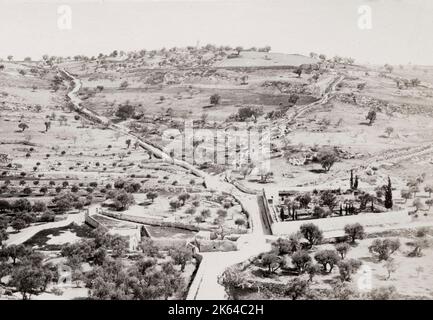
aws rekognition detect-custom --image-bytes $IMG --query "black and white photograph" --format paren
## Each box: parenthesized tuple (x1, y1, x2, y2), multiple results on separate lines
(1, 0, 433, 306)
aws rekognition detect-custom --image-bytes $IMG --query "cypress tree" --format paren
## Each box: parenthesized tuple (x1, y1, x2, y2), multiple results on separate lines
(354, 176, 359, 189)
(350, 170, 354, 189)
(385, 176, 393, 209)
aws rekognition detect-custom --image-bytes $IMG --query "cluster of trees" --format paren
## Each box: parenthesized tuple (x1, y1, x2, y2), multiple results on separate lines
(105, 189, 135, 211)
(85, 256, 185, 300)
(0, 198, 54, 231)
(62, 232, 193, 300)
(263, 223, 364, 275)
(400, 174, 433, 213)
(52, 192, 90, 213)
(1, 228, 195, 300)
(0, 245, 55, 299)
(236, 223, 366, 299)
(283, 188, 373, 221)
(395, 77, 421, 89)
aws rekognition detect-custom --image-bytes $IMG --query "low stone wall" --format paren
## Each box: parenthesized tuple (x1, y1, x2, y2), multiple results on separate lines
(271, 210, 410, 236)
(101, 210, 202, 232)
(196, 239, 238, 252)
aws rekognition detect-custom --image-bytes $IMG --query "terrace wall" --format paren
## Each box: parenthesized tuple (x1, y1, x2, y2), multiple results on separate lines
(271, 210, 411, 236)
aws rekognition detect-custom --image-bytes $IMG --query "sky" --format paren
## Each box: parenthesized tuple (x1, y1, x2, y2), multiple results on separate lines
(0, 0, 432, 65)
